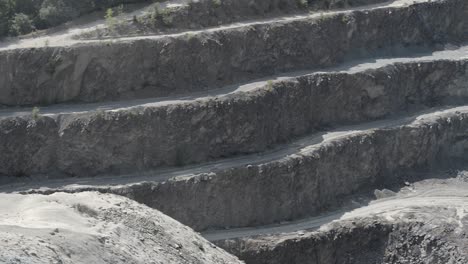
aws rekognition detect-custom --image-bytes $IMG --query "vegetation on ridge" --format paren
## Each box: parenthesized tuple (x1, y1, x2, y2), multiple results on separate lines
(0, 0, 151, 38)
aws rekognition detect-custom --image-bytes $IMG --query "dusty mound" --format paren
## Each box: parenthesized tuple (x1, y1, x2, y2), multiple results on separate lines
(0, 192, 242, 264)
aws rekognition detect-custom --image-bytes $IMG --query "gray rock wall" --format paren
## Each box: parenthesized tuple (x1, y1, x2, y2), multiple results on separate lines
(119, 111, 468, 230)
(216, 221, 393, 264)
(0, 0, 466, 106)
(0, 59, 467, 178)
(215, 220, 467, 264)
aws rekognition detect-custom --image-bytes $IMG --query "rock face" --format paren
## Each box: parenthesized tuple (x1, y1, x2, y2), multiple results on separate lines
(0, 192, 242, 264)
(14, 107, 468, 231)
(80, 0, 388, 39)
(218, 220, 468, 264)
(215, 176, 468, 264)
(0, 0, 467, 262)
(0, 57, 467, 178)
(0, 0, 466, 106)
(123, 109, 468, 231)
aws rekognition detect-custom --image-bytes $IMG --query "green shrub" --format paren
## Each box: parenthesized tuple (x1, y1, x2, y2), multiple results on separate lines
(184, 32, 195, 40)
(148, 6, 174, 26)
(296, 0, 308, 9)
(116, 4, 124, 16)
(149, 6, 160, 24)
(105, 7, 117, 29)
(10, 13, 34, 35)
(160, 9, 173, 26)
(31, 107, 41, 120)
(39, 0, 78, 27)
(211, 0, 221, 7)
(0, 0, 152, 38)
(266, 80, 274, 90)
(341, 14, 352, 24)
(14, 0, 42, 15)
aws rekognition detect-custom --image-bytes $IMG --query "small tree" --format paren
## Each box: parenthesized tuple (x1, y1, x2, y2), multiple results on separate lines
(105, 8, 117, 30)
(10, 13, 34, 36)
(266, 80, 274, 91)
(31, 107, 41, 120)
